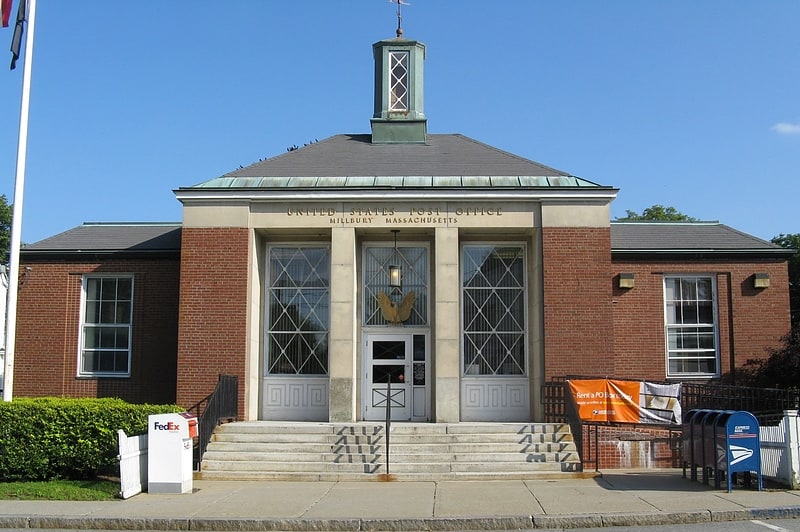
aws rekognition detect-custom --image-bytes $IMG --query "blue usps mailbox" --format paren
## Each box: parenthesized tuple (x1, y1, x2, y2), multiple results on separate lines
(713, 410, 762, 492)
(700, 410, 723, 485)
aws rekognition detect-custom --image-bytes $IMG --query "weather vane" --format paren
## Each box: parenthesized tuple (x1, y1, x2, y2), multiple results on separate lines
(389, 0, 410, 38)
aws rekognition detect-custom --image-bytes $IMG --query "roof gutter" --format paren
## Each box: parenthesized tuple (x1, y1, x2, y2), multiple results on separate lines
(174, 187, 620, 204)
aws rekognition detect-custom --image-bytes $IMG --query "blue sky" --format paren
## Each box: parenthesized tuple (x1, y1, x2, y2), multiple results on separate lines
(1, 1, 799, 244)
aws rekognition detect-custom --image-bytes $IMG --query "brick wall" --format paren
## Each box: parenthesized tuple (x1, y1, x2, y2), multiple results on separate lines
(15, 257, 180, 403)
(611, 260, 791, 382)
(542, 227, 615, 378)
(580, 425, 680, 469)
(176, 227, 249, 416)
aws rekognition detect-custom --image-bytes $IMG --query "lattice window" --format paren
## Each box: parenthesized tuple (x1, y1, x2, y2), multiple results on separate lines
(389, 51, 409, 111)
(462, 245, 526, 376)
(266, 246, 330, 375)
(664, 276, 718, 378)
(364, 244, 428, 326)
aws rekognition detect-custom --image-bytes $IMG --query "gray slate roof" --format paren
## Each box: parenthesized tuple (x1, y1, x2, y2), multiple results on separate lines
(611, 222, 792, 256)
(22, 223, 182, 254)
(188, 134, 603, 189)
(21, 221, 792, 260)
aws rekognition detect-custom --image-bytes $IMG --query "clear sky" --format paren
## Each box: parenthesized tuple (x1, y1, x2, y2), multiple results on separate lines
(1, 1, 799, 244)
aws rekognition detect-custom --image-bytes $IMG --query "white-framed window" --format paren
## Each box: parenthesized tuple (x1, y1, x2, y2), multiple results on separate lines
(462, 244, 527, 376)
(79, 275, 133, 377)
(664, 275, 719, 378)
(265, 246, 330, 375)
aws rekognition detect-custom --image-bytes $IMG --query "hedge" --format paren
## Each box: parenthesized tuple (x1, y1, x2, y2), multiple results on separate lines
(0, 397, 182, 481)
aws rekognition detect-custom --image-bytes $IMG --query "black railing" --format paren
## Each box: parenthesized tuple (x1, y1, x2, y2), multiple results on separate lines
(384, 374, 392, 477)
(680, 382, 800, 419)
(543, 376, 800, 425)
(188, 374, 239, 470)
(542, 376, 799, 469)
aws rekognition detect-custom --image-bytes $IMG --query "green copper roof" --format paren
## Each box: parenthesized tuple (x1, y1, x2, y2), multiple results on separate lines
(193, 175, 599, 189)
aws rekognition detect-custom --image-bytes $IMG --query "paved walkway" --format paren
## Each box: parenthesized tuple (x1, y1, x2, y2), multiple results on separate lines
(0, 469, 798, 530)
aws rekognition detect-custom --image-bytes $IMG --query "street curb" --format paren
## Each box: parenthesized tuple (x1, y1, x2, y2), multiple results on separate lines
(1, 507, 800, 531)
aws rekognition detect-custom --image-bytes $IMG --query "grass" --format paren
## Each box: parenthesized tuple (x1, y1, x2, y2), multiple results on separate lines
(0, 479, 120, 500)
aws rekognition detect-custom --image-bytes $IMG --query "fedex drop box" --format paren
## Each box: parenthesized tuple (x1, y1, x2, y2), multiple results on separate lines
(147, 412, 197, 494)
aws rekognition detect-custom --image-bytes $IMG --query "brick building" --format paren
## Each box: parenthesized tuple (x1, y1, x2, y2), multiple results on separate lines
(9, 36, 793, 423)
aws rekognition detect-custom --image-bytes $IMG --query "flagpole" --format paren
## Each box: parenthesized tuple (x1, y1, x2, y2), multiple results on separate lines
(4, 0, 37, 401)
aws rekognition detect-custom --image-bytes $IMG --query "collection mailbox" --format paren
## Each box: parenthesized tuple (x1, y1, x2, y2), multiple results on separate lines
(682, 409, 762, 492)
(713, 410, 762, 492)
(147, 412, 198, 494)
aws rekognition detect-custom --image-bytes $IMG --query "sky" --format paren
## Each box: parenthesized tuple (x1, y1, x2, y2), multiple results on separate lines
(1, 1, 799, 245)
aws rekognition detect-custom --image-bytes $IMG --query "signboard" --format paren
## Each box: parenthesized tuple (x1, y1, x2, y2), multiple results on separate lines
(568, 379, 682, 425)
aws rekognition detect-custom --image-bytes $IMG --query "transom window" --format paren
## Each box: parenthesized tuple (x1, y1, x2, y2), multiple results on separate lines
(462, 245, 526, 376)
(363, 244, 428, 326)
(265, 246, 330, 375)
(79, 276, 133, 377)
(389, 51, 409, 112)
(664, 275, 718, 378)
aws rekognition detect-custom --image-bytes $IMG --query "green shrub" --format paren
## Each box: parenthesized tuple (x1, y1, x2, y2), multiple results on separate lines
(0, 398, 182, 481)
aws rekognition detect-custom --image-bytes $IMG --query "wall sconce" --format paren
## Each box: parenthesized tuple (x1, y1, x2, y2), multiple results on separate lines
(753, 273, 770, 289)
(389, 230, 402, 290)
(618, 273, 635, 289)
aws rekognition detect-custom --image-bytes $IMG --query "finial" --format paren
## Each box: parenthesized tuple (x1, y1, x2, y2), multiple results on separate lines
(389, 0, 410, 38)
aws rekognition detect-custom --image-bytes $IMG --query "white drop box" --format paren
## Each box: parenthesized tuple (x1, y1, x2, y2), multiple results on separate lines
(147, 412, 197, 494)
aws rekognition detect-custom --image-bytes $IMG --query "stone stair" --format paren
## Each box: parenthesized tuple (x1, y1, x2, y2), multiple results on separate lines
(199, 422, 589, 481)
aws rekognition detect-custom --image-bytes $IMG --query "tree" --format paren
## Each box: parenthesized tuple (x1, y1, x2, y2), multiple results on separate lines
(730, 233, 799, 388)
(737, 323, 800, 390)
(0, 194, 11, 265)
(771, 233, 800, 326)
(615, 205, 698, 222)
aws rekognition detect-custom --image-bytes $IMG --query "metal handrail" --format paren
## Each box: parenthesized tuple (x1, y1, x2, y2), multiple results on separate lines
(189, 374, 239, 470)
(384, 373, 392, 476)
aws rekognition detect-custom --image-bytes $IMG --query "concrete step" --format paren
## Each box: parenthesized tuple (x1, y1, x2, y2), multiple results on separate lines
(208, 438, 575, 456)
(201, 458, 574, 474)
(199, 422, 584, 481)
(212, 431, 572, 445)
(197, 469, 595, 482)
(202, 449, 578, 464)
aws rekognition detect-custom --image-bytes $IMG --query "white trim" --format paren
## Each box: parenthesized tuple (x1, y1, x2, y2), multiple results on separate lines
(77, 274, 135, 378)
(662, 274, 720, 379)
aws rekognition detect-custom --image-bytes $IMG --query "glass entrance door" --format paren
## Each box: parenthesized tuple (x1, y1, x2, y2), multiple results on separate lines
(364, 335, 412, 421)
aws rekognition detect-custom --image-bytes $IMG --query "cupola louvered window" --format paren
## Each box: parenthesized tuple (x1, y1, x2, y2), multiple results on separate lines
(389, 51, 409, 112)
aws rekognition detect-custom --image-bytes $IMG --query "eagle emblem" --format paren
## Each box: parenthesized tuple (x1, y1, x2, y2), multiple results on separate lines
(377, 291, 416, 324)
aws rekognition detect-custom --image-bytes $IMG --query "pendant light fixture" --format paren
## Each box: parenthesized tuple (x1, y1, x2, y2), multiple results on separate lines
(388, 230, 402, 290)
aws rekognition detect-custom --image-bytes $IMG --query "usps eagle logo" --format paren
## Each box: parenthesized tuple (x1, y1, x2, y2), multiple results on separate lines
(729, 445, 754, 466)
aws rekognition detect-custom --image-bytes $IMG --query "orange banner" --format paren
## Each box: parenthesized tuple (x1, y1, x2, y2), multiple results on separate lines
(567, 379, 681, 424)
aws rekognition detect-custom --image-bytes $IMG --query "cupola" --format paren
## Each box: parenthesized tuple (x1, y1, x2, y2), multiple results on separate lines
(370, 30, 427, 143)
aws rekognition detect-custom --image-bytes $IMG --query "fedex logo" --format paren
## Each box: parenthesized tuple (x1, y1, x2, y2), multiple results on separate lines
(153, 421, 181, 431)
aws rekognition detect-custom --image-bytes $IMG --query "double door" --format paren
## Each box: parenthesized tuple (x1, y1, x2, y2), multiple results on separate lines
(363, 333, 428, 421)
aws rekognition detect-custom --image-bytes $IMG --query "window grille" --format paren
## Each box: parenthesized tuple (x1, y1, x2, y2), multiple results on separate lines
(462, 245, 526, 376)
(266, 247, 330, 375)
(363, 244, 428, 326)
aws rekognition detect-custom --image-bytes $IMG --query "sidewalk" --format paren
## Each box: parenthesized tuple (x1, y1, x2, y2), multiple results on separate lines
(0, 469, 798, 530)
